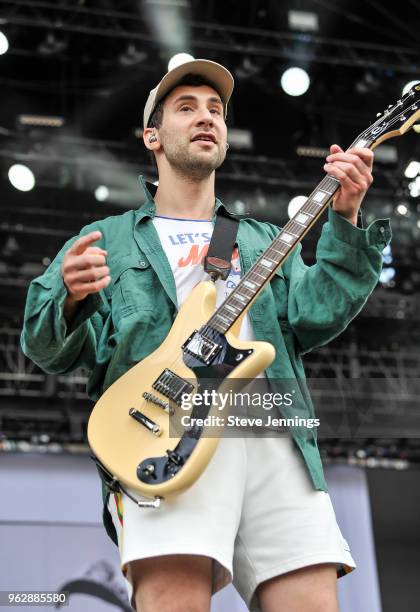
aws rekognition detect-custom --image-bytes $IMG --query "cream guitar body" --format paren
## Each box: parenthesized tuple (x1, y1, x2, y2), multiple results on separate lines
(88, 280, 275, 500)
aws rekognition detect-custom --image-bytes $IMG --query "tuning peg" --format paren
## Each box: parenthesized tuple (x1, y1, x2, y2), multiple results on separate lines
(376, 112, 382, 117)
(388, 104, 393, 108)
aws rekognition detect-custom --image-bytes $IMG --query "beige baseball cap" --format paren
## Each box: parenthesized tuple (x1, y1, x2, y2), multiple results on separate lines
(143, 59, 234, 128)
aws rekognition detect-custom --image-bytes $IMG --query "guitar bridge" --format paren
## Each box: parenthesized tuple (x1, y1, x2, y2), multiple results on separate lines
(182, 329, 222, 365)
(152, 369, 194, 405)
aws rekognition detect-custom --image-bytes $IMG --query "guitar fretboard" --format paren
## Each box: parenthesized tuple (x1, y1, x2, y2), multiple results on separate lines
(207, 173, 344, 334)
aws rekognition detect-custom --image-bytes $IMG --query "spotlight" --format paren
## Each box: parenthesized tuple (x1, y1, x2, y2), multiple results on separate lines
(281, 67, 310, 97)
(8, 164, 35, 192)
(168, 53, 194, 71)
(382, 245, 393, 264)
(404, 161, 420, 179)
(288, 195, 307, 218)
(288, 10, 319, 32)
(396, 203, 408, 215)
(95, 186, 109, 202)
(402, 80, 420, 97)
(409, 181, 420, 198)
(0, 31, 9, 55)
(379, 267, 396, 284)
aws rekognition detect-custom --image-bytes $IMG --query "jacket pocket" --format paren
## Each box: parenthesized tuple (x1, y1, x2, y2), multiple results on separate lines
(108, 253, 156, 319)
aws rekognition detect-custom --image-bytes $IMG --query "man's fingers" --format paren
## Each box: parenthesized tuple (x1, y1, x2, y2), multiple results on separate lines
(72, 253, 107, 269)
(67, 231, 103, 256)
(347, 147, 374, 168)
(73, 276, 111, 295)
(71, 266, 110, 283)
(86, 246, 108, 256)
(330, 144, 343, 154)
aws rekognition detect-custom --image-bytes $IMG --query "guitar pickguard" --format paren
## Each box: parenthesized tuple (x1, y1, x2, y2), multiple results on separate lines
(136, 327, 253, 486)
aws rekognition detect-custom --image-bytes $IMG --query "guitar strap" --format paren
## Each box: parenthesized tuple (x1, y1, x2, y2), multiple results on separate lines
(204, 212, 239, 280)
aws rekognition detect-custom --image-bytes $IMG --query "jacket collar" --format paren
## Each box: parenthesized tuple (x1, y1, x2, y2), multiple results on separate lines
(134, 175, 237, 224)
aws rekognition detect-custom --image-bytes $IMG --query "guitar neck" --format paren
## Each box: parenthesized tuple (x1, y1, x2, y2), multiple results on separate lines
(207, 137, 372, 334)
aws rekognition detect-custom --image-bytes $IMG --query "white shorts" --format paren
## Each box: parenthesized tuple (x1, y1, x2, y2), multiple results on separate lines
(107, 431, 355, 611)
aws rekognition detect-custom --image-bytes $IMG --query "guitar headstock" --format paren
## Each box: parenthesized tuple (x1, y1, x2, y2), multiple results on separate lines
(354, 82, 420, 150)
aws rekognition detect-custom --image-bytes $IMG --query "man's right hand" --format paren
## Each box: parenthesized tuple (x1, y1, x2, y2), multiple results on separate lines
(61, 231, 111, 304)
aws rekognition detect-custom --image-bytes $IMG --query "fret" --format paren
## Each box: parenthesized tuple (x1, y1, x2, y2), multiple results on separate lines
(216, 313, 231, 324)
(260, 258, 275, 268)
(312, 190, 329, 203)
(225, 304, 239, 313)
(286, 221, 305, 235)
(270, 245, 286, 257)
(298, 209, 314, 218)
(283, 228, 300, 238)
(279, 232, 293, 243)
(250, 270, 268, 280)
(232, 292, 247, 303)
(243, 280, 257, 290)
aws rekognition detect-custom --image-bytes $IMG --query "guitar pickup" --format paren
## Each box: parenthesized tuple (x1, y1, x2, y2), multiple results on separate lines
(181, 330, 222, 365)
(129, 408, 161, 436)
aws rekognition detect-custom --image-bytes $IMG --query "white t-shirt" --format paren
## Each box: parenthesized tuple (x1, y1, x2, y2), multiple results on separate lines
(152, 215, 256, 342)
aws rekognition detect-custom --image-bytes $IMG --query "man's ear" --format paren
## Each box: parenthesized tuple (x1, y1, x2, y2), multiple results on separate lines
(143, 127, 160, 151)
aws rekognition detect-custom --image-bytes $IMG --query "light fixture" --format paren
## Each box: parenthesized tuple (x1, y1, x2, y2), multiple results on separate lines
(8, 164, 35, 192)
(396, 203, 408, 215)
(18, 114, 65, 128)
(404, 160, 420, 179)
(382, 245, 393, 264)
(288, 195, 307, 218)
(95, 186, 109, 202)
(227, 128, 253, 150)
(168, 53, 194, 71)
(0, 31, 9, 55)
(379, 267, 396, 284)
(409, 181, 420, 198)
(288, 10, 319, 32)
(281, 67, 310, 97)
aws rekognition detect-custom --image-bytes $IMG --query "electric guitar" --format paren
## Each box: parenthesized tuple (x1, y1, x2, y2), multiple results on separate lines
(88, 83, 420, 506)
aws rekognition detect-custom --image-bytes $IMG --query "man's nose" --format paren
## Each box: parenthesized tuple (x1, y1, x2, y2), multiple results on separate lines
(195, 107, 214, 125)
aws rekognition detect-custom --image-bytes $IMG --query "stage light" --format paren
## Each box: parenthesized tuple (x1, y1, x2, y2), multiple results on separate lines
(396, 203, 408, 215)
(8, 164, 35, 192)
(379, 267, 396, 284)
(227, 128, 253, 150)
(0, 31, 9, 55)
(404, 160, 420, 179)
(168, 53, 194, 71)
(402, 80, 420, 96)
(382, 245, 393, 264)
(95, 186, 109, 201)
(409, 181, 420, 198)
(288, 195, 307, 218)
(288, 10, 318, 32)
(281, 67, 310, 97)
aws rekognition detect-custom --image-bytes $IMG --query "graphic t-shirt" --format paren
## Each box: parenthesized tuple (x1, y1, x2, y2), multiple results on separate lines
(152, 215, 273, 427)
(152, 215, 256, 342)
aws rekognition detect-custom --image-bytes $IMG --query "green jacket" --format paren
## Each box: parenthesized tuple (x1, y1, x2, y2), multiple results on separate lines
(21, 176, 390, 535)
